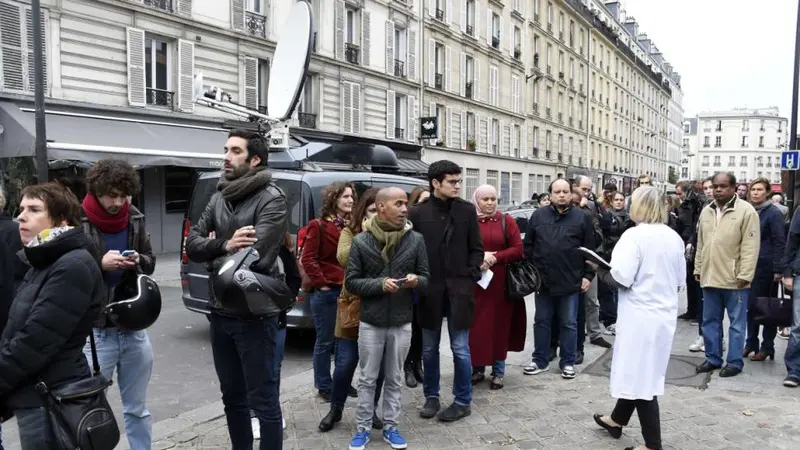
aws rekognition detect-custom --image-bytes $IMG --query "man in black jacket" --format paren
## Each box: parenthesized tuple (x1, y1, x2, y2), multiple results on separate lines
(675, 180, 703, 321)
(345, 187, 429, 450)
(185, 129, 288, 449)
(523, 178, 595, 380)
(408, 160, 483, 422)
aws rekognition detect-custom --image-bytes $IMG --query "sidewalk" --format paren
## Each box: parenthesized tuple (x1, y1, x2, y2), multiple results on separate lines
(142, 318, 800, 450)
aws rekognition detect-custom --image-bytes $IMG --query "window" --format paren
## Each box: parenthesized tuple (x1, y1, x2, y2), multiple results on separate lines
(489, 65, 499, 106)
(513, 124, 521, 157)
(434, 42, 444, 89)
(164, 167, 195, 213)
(558, 51, 564, 74)
(466, 112, 476, 142)
(297, 74, 317, 128)
(435, 104, 445, 141)
(569, 20, 575, 47)
(545, 86, 552, 116)
(491, 12, 500, 49)
(683, 138, 689, 147)
(394, 26, 408, 69)
(545, 130, 552, 152)
(740, 171, 746, 181)
(434, 0, 447, 19)
(702, 156, 709, 166)
(544, 175, 551, 189)
(715, 136, 722, 147)
(246, 0, 264, 14)
(0, 2, 48, 93)
(393, 93, 407, 139)
(533, 35, 540, 66)
(491, 118, 500, 153)
(715, 120, 722, 131)
(465, 0, 476, 34)
(346, 7, 359, 44)
(487, 170, 499, 191)
(528, 174, 535, 199)
(513, 26, 521, 58)
(760, 119, 765, 131)
(546, 44, 552, 73)
(500, 172, 511, 205)
(465, 168, 479, 199)
(741, 136, 749, 147)
(729, 156, 735, 166)
(740, 156, 747, 166)
(547, 2, 553, 29)
(256, 58, 270, 111)
(511, 173, 522, 203)
(464, 55, 475, 97)
(742, 119, 749, 131)
(145, 37, 171, 106)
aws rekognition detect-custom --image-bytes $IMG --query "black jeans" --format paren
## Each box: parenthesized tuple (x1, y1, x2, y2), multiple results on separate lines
(405, 303, 423, 369)
(15, 407, 63, 450)
(210, 313, 282, 450)
(686, 258, 701, 317)
(611, 397, 662, 450)
(598, 279, 618, 326)
(552, 293, 586, 353)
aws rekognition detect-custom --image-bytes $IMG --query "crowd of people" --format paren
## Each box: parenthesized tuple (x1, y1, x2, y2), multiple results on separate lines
(0, 127, 799, 450)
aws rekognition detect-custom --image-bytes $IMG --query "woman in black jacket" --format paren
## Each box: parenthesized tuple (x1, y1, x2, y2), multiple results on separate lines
(0, 182, 104, 449)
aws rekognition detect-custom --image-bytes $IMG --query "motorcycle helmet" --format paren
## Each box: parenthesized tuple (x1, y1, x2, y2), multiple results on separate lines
(212, 247, 296, 316)
(106, 274, 162, 331)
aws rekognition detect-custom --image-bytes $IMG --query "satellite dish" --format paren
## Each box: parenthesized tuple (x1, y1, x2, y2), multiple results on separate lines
(267, 1, 314, 121)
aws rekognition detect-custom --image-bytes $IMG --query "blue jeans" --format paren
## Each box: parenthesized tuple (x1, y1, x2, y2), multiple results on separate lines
(422, 317, 472, 406)
(473, 361, 505, 377)
(15, 407, 63, 450)
(746, 270, 778, 353)
(310, 288, 340, 392)
(85, 328, 153, 450)
(332, 338, 384, 409)
(785, 276, 800, 378)
(534, 292, 579, 369)
(210, 313, 282, 450)
(702, 288, 749, 370)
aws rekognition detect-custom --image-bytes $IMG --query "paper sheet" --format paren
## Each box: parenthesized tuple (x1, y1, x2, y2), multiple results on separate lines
(477, 269, 494, 289)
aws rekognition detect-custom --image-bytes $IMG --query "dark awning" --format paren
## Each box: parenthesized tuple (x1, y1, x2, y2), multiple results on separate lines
(396, 158, 429, 175)
(0, 102, 230, 169)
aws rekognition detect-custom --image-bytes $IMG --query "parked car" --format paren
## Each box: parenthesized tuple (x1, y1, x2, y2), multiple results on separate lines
(179, 170, 427, 329)
(505, 207, 537, 240)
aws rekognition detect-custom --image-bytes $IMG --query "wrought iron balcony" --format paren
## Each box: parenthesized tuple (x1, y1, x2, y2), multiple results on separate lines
(491, 36, 500, 49)
(545, 150, 551, 159)
(466, 25, 474, 36)
(534, 13, 540, 23)
(394, 59, 405, 77)
(436, 9, 444, 21)
(146, 88, 174, 107)
(144, 0, 173, 12)
(465, 81, 473, 99)
(395, 127, 405, 139)
(298, 112, 317, 129)
(533, 102, 538, 113)
(545, 107, 551, 117)
(514, 46, 521, 59)
(345, 43, 360, 64)
(435, 73, 443, 89)
(246, 11, 267, 38)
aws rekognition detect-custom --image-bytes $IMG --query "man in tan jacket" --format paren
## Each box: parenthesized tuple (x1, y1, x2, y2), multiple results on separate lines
(694, 172, 760, 378)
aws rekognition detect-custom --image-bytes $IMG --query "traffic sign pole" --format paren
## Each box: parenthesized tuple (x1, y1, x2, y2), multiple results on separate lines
(788, 0, 800, 213)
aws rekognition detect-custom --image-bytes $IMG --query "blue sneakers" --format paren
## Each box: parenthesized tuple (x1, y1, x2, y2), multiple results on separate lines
(349, 429, 370, 450)
(382, 427, 408, 449)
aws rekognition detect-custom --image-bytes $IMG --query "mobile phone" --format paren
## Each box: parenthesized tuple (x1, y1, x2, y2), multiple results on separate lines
(121, 250, 136, 257)
(395, 277, 409, 285)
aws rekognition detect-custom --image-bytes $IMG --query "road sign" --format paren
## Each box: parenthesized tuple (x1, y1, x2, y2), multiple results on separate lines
(781, 150, 800, 170)
(419, 116, 438, 140)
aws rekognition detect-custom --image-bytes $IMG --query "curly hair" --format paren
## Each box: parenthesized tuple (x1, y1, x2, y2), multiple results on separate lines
(348, 188, 378, 234)
(319, 181, 356, 218)
(85, 159, 141, 198)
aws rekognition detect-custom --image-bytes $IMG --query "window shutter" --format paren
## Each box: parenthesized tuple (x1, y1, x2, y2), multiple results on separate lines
(177, 39, 195, 112)
(474, 59, 480, 101)
(509, 23, 514, 57)
(498, 119, 504, 154)
(408, 94, 417, 142)
(479, 116, 487, 152)
(444, 46, 452, 92)
(446, 106, 453, 146)
(521, 126, 526, 158)
(446, 0, 453, 24)
(24, 5, 47, 94)
(460, 0, 466, 33)
(352, 83, 361, 133)
(475, 4, 481, 40)
(231, 0, 245, 31)
(428, 0, 435, 17)
(407, 28, 416, 80)
(342, 82, 352, 133)
(461, 110, 467, 150)
(386, 90, 396, 139)
(176, 0, 192, 17)
(427, 38, 435, 86)
(429, 101, 435, 117)
(0, 2, 23, 91)
(489, 118, 496, 153)
(385, 21, 395, 76)
(126, 27, 146, 107)
(460, 52, 466, 97)
(334, 0, 345, 60)
(243, 56, 258, 109)
(486, 8, 492, 46)
(511, 125, 517, 156)
(512, 76, 519, 113)
(361, 9, 371, 67)
(499, 15, 503, 48)
(527, 125, 534, 158)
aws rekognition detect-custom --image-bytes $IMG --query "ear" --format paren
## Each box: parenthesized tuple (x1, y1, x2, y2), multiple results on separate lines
(249, 154, 262, 167)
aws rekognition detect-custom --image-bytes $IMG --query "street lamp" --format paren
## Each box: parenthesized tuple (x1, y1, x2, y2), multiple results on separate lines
(788, 0, 800, 212)
(32, 0, 48, 182)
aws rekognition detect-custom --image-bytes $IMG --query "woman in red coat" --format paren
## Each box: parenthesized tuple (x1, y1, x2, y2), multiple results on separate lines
(469, 184, 525, 390)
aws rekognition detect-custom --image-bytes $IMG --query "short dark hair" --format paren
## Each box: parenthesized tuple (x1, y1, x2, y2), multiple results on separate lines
(21, 182, 82, 226)
(85, 159, 141, 197)
(603, 182, 617, 191)
(427, 160, 461, 190)
(676, 180, 692, 193)
(713, 171, 737, 186)
(228, 129, 269, 166)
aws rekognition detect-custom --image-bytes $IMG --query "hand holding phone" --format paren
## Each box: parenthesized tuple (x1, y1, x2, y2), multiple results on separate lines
(395, 277, 409, 286)
(121, 250, 136, 257)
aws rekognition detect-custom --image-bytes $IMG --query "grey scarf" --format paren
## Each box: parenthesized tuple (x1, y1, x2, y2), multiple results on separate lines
(217, 166, 272, 202)
(753, 200, 770, 212)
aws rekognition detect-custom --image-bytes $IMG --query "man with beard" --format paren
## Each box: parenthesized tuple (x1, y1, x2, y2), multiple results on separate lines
(186, 129, 288, 449)
(81, 159, 156, 450)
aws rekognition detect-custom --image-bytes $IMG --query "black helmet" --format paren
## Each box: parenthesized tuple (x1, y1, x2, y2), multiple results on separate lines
(212, 247, 296, 316)
(106, 274, 162, 331)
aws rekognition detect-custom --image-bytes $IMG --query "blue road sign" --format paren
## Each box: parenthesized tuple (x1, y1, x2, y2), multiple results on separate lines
(781, 151, 800, 170)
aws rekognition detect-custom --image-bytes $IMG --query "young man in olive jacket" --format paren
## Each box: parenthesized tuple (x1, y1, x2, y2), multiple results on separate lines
(345, 187, 429, 450)
(408, 160, 484, 423)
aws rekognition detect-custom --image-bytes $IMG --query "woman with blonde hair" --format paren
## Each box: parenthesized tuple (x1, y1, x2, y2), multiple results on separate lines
(592, 186, 686, 450)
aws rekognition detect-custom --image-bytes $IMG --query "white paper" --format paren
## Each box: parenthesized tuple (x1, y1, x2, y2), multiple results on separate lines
(578, 246, 612, 270)
(477, 269, 494, 289)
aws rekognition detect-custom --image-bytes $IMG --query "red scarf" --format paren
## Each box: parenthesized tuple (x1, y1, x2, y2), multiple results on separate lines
(82, 194, 130, 233)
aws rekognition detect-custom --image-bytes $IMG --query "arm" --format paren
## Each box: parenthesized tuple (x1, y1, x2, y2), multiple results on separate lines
(336, 227, 355, 267)
(694, 212, 706, 277)
(185, 195, 228, 263)
(582, 213, 597, 281)
(413, 236, 430, 291)
(495, 215, 523, 264)
(135, 217, 156, 276)
(251, 193, 288, 275)
(0, 260, 97, 395)
(737, 209, 761, 283)
(770, 210, 787, 275)
(299, 220, 329, 288)
(344, 238, 385, 296)
(466, 209, 485, 280)
(781, 208, 800, 277)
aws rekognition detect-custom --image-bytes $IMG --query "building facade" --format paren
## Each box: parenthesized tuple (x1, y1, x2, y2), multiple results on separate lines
(682, 108, 788, 184)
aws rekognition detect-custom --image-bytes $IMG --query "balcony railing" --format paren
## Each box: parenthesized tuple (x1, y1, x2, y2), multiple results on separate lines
(465, 81, 473, 98)
(395, 127, 405, 139)
(514, 46, 521, 59)
(532, 102, 538, 113)
(146, 88, 174, 107)
(246, 11, 267, 38)
(435, 73, 443, 89)
(394, 59, 405, 77)
(466, 24, 474, 36)
(491, 36, 500, 49)
(534, 13, 539, 23)
(144, 0, 173, 12)
(345, 43, 360, 64)
(545, 107, 551, 117)
(436, 9, 444, 21)
(298, 112, 317, 129)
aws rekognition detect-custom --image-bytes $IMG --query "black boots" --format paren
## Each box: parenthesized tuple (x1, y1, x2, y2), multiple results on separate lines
(405, 361, 424, 388)
(318, 406, 342, 432)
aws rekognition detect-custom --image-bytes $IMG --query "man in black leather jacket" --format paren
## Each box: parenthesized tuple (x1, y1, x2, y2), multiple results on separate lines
(185, 129, 288, 450)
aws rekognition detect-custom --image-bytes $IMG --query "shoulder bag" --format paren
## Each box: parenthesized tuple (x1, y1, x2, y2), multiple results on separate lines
(500, 214, 541, 300)
(751, 282, 793, 328)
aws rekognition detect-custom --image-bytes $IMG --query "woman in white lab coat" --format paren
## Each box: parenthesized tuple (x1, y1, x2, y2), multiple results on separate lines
(591, 186, 686, 450)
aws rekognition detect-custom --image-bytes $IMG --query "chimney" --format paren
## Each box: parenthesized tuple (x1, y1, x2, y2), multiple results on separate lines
(637, 33, 651, 53)
(604, 1, 621, 20)
(622, 18, 639, 37)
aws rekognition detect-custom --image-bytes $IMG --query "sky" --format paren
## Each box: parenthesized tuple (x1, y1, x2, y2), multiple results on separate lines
(616, 0, 796, 119)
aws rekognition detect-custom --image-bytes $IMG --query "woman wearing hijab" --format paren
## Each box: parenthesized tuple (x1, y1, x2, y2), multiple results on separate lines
(592, 186, 686, 450)
(468, 185, 525, 390)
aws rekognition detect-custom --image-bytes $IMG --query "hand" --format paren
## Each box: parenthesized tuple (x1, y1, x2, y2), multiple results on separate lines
(580, 277, 591, 293)
(225, 226, 257, 252)
(208, 231, 216, 239)
(403, 274, 419, 289)
(784, 277, 794, 291)
(580, 197, 589, 208)
(774, 273, 783, 283)
(694, 274, 701, 282)
(736, 278, 751, 289)
(121, 251, 139, 269)
(319, 286, 331, 291)
(383, 278, 399, 293)
(483, 252, 497, 267)
(101, 251, 126, 271)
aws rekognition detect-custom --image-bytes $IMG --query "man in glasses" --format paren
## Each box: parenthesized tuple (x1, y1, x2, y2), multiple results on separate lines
(409, 160, 484, 423)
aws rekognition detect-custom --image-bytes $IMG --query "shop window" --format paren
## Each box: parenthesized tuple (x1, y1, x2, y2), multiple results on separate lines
(164, 166, 195, 213)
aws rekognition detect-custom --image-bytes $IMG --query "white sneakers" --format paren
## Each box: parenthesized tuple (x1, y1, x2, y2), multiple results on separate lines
(688, 336, 726, 353)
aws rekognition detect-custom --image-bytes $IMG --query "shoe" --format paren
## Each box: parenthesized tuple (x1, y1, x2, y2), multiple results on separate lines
(576, 351, 585, 365)
(490, 376, 504, 390)
(372, 411, 383, 430)
(561, 365, 576, 379)
(405, 369, 418, 388)
(348, 385, 358, 398)
(592, 414, 622, 439)
(719, 366, 742, 378)
(470, 370, 486, 385)
(419, 397, 441, 419)
(689, 336, 705, 352)
(251, 416, 260, 440)
(349, 428, 371, 450)
(695, 361, 721, 373)
(750, 350, 775, 361)
(743, 345, 756, 358)
(591, 337, 613, 348)
(413, 362, 424, 382)
(778, 327, 791, 340)
(438, 402, 471, 422)
(318, 406, 343, 432)
(318, 389, 332, 402)
(382, 426, 408, 449)
(783, 375, 800, 387)
(604, 323, 617, 335)
(523, 362, 548, 375)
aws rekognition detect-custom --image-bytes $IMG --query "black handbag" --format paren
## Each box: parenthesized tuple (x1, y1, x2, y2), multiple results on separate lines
(752, 283, 794, 328)
(500, 214, 541, 299)
(35, 332, 120, 450)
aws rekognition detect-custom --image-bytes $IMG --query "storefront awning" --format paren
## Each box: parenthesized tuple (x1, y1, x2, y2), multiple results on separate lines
(396, 158, 429, 175)
(0, 102, 229, 169)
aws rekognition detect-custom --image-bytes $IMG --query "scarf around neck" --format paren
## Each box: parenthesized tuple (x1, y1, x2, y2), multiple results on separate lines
(753, 200, 770, 211)
(217, 166, 272, 202)
(363, 216, 409, 263)
(82, 194, 130, 233)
